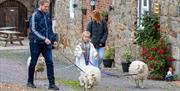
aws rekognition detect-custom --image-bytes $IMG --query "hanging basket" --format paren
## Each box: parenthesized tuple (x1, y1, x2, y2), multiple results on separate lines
(81, 8, 87, 15)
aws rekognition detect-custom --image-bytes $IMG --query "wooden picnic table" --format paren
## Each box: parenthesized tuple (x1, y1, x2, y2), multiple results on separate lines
(0, 27, 16, 31)
(0, 30, 24, 47)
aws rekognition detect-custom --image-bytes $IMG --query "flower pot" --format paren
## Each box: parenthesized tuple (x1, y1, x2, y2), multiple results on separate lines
(121, 62, 131, 72)
(103, 59, 114, 68)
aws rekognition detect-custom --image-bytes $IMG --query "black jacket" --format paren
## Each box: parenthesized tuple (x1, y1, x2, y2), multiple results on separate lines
(87, 20, 108, 48)
(29, 9, 57, 46)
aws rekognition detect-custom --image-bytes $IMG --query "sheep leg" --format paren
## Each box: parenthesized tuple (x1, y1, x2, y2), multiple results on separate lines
(135, 79, 139, 88)
(140, 79, 144, 88)
(40, 72, 43, 80)
(79, 76, 84, 86)
(34, 72, 37, 80)
(85, 83, 88, 91)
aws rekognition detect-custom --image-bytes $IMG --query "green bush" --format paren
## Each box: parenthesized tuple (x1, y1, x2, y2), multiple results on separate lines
(136, 12, 160, 46)
(100, 10, 108, 17)
(136, 12, 174, 80)
(174, 74, 180, 81)
(104, 47, 115, 59)
(122, 47, 132, 63)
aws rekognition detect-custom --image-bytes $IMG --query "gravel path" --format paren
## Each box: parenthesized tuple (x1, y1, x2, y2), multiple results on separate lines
(0, 49, 180, 91)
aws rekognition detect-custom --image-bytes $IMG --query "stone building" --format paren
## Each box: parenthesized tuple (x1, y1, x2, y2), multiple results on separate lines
(160, 0, 180, 74)
(54, 0, 180, 73)
(20, 0, 177, 73)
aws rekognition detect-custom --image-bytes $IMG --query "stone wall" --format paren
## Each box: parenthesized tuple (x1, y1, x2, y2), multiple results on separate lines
(110, 0, 138, 69)
(54, 0, 113, 61)
(53, 0, 180, 72)
(160, 0, 180, 74)
(54, 0, 82, 60)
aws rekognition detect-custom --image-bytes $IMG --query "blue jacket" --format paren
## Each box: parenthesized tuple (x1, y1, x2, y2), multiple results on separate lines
(29, 9, 57, 45)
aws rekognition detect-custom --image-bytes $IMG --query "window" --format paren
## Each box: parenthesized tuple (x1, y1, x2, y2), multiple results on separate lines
(143, 0, 147, 6)
(69, 0, 75, 19)
(137, 0, 151, 27)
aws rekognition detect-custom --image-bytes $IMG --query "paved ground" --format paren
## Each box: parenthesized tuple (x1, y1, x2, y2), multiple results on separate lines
(0, 40, 180, 91)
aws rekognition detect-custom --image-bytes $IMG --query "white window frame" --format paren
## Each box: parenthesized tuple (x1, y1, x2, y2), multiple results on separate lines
(69, 0, 75, 19)
(137, 0, 151, 27)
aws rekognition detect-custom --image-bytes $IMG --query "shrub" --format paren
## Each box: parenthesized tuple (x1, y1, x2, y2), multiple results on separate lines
(104, 47, 115, 59)
(136, 12, 174, 80)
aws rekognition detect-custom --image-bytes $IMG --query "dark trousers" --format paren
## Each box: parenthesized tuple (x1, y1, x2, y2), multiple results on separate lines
(28, 42, 55, 85)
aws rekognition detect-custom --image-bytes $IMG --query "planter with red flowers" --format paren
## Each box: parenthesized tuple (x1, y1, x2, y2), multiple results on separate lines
(141, 41, 174, 80)
(136, 12, 175, 80)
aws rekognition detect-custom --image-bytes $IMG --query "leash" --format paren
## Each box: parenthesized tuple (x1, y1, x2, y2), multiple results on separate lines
(59, 64, 74, 70)
(61, 53, 86, 73)
(59, 44, 137, 78)
(62, 53, 138, 78)
(86, 60, 138, 78)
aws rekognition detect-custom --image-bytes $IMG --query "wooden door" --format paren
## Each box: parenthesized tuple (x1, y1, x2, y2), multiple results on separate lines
(0, 8, 5, 27)
(5, 7, 18, 29)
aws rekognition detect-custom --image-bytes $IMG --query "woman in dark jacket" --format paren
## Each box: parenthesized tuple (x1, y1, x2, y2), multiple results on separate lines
(87, 10, 108, 68)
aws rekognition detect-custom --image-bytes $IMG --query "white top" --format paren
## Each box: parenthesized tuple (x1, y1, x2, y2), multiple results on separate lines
(74, 42, 98, 70)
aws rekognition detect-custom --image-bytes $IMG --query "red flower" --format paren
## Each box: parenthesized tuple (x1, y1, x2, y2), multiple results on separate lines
(148, 56, 153, 60)
(155, 23, 160, 30)
(168, 57, 174, 62)
(153, 77, 158, 80)
(150, 63, 154, 68)
(143, 60, 146, 62)
(143, 47, 149, 52)
(163, 48, 167, 51)
(154, 47, 158, 51)
(147, 77, 150, 80)
(150, 48, 153, 50)
(158, 50, 165, 54)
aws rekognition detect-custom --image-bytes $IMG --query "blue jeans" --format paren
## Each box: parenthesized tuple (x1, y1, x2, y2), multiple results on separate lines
(92, 47, 105, 68)
(28, 42, 55, 85)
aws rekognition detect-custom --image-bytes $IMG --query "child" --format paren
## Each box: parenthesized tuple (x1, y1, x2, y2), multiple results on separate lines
(74, 31, 98, 70)
(165, 67, 174, 81)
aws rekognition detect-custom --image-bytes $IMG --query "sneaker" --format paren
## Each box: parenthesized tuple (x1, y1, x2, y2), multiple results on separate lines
(48, 84, 59, 90)
(27, 82, 36, 88)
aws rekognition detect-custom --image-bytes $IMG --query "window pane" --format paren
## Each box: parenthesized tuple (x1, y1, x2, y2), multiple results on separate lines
(144, 0, 147, 6)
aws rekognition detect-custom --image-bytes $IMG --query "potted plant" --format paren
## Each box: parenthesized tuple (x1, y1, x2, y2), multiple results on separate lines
(121, 47, 132, 72)
(100, 11, 108, 22)
(81, 5, 87, 15)
(103, 47, 115, 68)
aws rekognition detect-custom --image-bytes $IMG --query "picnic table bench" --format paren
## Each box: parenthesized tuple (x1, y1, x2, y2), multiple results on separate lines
(0, 30, 24, 47)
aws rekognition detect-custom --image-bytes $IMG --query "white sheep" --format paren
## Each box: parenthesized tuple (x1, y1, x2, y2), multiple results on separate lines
(128, 60, 148, 88)
(79, 65, 101, 90)
(27, 56, 45, 79)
